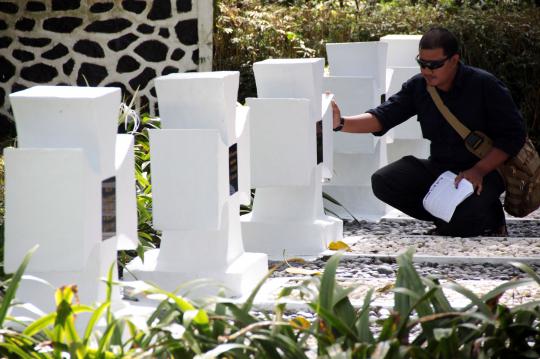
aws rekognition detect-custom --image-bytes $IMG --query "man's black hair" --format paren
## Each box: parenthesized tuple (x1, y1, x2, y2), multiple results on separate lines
(419, 27, 460, 57)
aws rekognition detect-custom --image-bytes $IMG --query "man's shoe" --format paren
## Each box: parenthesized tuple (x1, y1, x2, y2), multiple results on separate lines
(425, 227, 440, 235)
(483, 225, 508, 237)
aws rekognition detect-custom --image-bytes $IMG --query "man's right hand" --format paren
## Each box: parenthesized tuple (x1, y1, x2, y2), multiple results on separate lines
(331, 100, 341, 130)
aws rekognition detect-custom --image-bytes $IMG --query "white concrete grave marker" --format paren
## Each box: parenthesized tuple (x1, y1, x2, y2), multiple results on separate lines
(150, 129, 228, 231)
(380, 35, 430, 164)
(326, 41, 388, 101)
(126, 71, 268, 297)
(235, 103, 252, 205)
(248, 98, 315, 187)
(11, 86, 119, 178)
(380, 34, 422, 68)
(322, 42, 391, 221)
(115, 134, 138, 250)
(253, 58, 323, 127)
(6, 86, 130, 316)
(323, 76, 379, 154)
(241, 59, 343, 259)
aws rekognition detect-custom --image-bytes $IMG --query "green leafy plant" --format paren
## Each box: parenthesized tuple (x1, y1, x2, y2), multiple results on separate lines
(277, 248, 540, 358)
(117, 100, 162, 269)
(3, 247, 540, 357)
(214, 0, 540, 148)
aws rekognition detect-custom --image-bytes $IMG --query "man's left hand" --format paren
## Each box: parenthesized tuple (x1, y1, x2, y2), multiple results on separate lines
(455, 167, 485, 195)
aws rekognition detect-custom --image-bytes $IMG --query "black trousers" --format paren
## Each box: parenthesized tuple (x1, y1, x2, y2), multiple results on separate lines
(371, 155, 506, 237)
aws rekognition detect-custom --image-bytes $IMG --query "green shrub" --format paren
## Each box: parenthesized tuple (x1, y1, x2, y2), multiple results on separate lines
(3, 248, 540, 358)
(214, 0, 540, 146)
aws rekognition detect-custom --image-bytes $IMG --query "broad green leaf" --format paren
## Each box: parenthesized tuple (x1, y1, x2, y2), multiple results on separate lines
(481, 277, 533, 303)
(83, 301, 111, 345)
(96, 319, 117, 356)
(0, 245, 38, 327)
(443, 281, 492, 316)
(223, 302, 258, 325)
(395, 287, 438, 340)
(319, 253, 342, 312)
(250, 333, 310, 358)
(183, 309, 204, 328)
(23, 312, 57, 337)
(103, 262, 116, 327)
(308, 303, 359, 340)
(0, 342, 35, 358)
(511, 300, 540, 313)
(356, 288, 375, 344)
(332, 285, 356, 306)
(53, 298, 78, 343)
(422, 277, 453, 313)
(322, 192, 362, 225)
(334, 297, 357, 333)
(510, 261, 540, 285)
(324, 207, 342, 219)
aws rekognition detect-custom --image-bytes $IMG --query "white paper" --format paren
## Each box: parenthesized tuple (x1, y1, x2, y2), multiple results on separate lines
(423, 171, 474, 223)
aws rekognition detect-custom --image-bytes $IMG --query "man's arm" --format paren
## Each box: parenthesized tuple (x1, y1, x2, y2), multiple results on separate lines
(331, 100, 383, 133)
(455, 147, 509, 195)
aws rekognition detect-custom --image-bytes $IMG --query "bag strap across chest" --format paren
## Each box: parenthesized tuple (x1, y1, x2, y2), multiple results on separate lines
(426, 85, 493, 158)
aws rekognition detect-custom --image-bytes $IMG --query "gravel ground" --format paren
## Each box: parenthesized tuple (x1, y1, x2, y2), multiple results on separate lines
(270, 256, 540, 280)
(344, 218, 540, 238)
(266, 214, 540, 311)
(349, 235, 540, 257)
(255, 211, 540, 354)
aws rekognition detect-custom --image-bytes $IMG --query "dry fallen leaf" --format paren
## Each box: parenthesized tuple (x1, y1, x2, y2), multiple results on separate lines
(290, 316, 311, 330)
(285, 257, 307, 264)
(328, 240, 352, 252)
(285, 267, 321, 276)
(376, 283, 395, 293)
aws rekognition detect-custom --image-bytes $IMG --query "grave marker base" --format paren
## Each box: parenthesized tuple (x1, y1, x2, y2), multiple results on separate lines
(241, 214, 342, 259)
(242, 166, 343, 258)
(126, 193, 268, 297)
(8, 238, 122, 329)
(125, 251, 268, 297)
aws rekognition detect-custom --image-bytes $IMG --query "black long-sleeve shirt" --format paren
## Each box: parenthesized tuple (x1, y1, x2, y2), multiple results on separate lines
(367, 63, 526, 171)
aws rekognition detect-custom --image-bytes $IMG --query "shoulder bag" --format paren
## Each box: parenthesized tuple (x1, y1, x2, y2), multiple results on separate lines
(427, 85, 540, 217)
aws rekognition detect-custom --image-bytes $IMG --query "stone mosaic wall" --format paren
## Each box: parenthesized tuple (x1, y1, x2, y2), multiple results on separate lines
(0, 0, 213, 139)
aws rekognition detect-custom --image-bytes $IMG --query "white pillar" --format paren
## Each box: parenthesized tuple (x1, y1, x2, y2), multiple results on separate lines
(115, 134, 138, 250)
(323, 42, 391, 221)
(241, 59, 343, 259)
(126, 72, 268, 297)
(380, 34, 422, 68)
(6, 86, 125, 315)
(380, 35, 430, 164)
(326, 41, 388, 101)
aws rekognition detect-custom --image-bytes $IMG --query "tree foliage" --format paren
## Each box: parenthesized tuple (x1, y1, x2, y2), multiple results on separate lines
(214, 0, 540, 145)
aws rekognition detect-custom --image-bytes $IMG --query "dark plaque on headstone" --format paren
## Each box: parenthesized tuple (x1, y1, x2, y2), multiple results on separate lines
(316, 120, 323, 164)
(102, 176, 116, 241)
(380, 93, 386, 104)
(229, 143, 238, 196)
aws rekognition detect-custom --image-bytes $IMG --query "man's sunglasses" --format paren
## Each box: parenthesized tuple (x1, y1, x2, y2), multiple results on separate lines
(415, 55, 450, 70)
